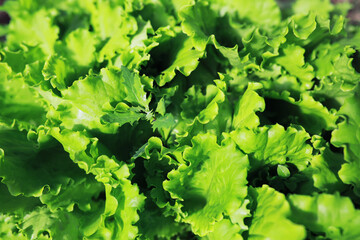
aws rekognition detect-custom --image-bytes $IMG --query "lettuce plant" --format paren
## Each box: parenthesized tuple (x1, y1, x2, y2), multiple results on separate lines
(1, 0, 360, 239)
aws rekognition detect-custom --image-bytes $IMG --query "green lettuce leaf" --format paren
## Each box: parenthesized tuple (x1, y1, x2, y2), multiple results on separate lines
(232, 83, 265, 129)
(6, 10, 58, 55)
(0, 63, 46, 130)
(137, 200, 187, 240)
(0, 214, 27, 240)
(262, 91, 338, 134)
(48, 126, 146, 239)
(164, 133, 249, 236)
(0, 126, 86, 197)
(230, 0, 281, 30)
(274, 44, 314, 89)
(248, 185, 306, 240)
(0, 182, 40, 215)
(331, 90, 360, 195)
(89, 155, 146, 240)
(19, 206, 104, 240)
(45, 66, 149, 133)
(134, 137, 181, 209)
(288, 193, 360, 239)
(292, 0, 334, 19)
(228, 124, 313, 171)
(202, 218, 243, 240)
(172, 80, 229, 145)
(310, 135, 346, 193)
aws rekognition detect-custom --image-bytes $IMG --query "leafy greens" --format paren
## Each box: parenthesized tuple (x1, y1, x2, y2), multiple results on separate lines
(1, 0, 360, 239)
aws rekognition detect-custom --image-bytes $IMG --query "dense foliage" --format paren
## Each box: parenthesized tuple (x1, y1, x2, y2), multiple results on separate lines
(1, 0, 360, 239)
